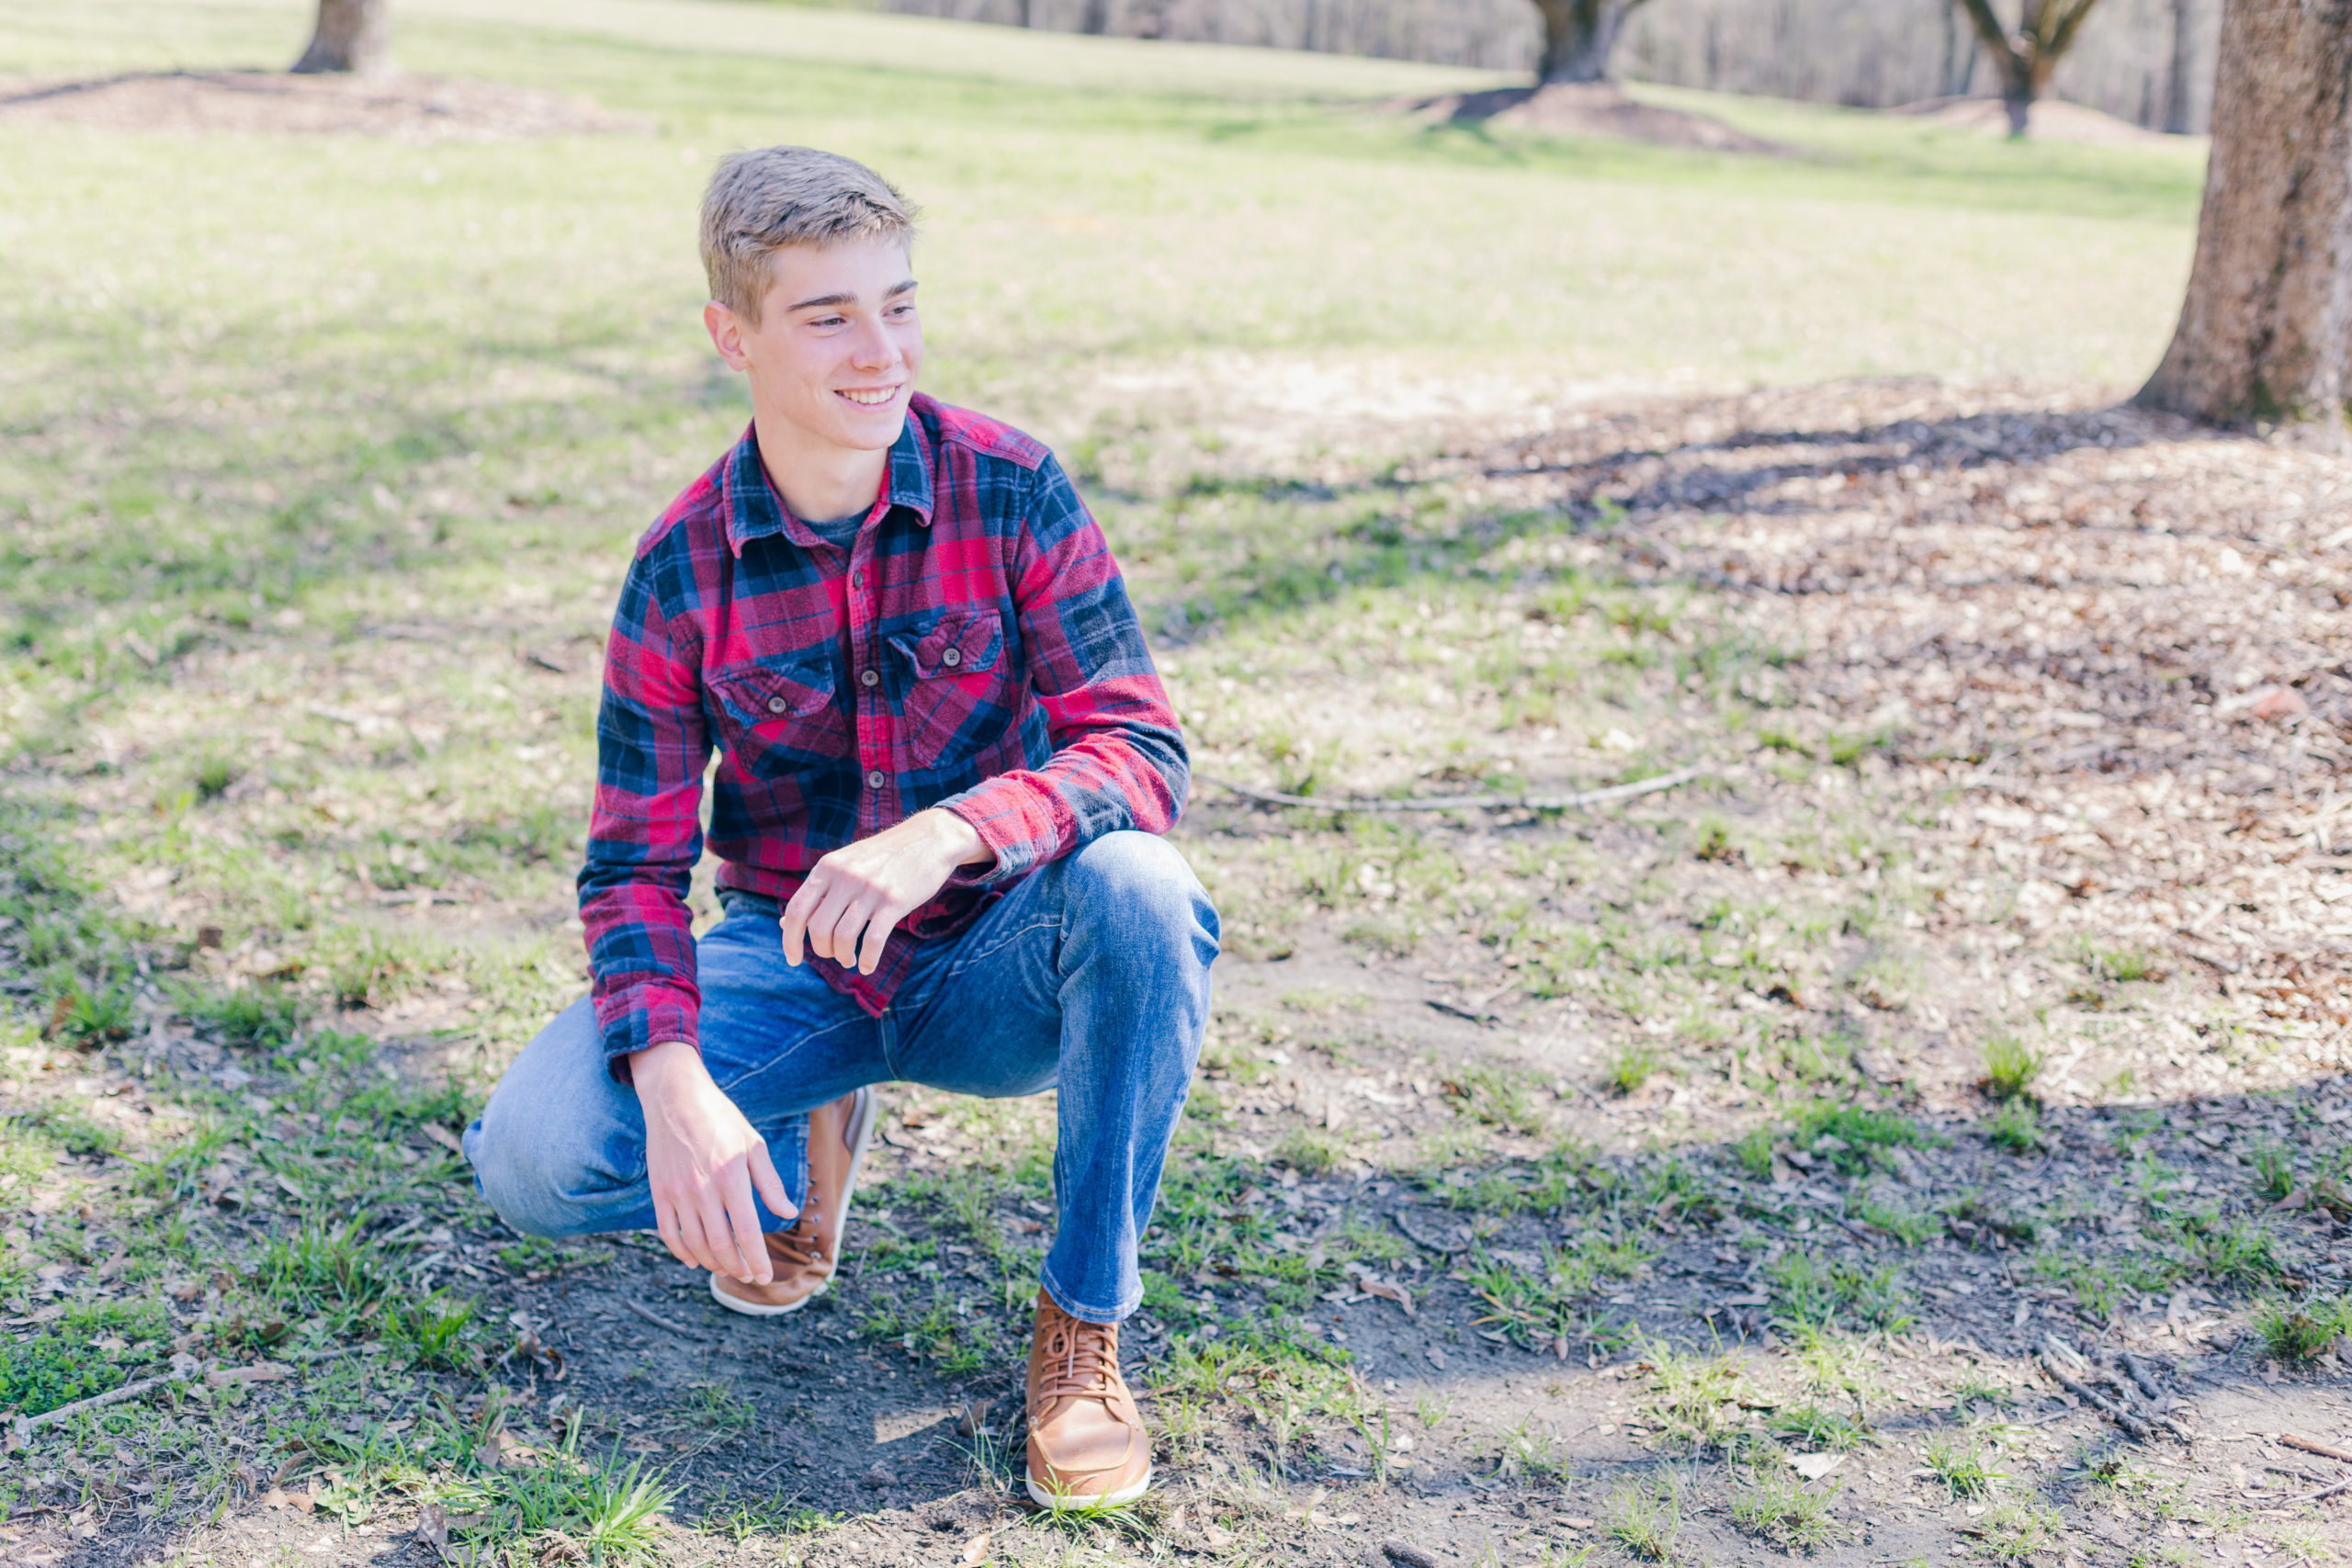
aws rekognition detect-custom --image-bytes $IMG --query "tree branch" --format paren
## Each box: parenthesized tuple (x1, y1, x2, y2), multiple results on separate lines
(1952, 0, 2026, 78)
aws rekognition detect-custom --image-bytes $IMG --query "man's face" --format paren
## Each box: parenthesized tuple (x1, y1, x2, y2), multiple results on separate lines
(705, 235, 922, 456)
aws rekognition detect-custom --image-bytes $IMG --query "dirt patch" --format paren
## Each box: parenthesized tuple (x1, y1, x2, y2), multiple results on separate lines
(1387, 81, 1783, 153)
(0, 70, 650, 140)
(1892, 94, 2203, 149)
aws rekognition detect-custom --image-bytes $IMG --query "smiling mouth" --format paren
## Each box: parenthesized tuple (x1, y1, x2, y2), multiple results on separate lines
(836, 388, 899, 407)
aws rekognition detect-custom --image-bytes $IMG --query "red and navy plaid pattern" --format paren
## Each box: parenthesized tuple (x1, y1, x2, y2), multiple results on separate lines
(580, 394, 1188, 1073)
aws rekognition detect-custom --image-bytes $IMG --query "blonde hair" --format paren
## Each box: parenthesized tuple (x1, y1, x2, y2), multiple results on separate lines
(698, 146, 918, 323)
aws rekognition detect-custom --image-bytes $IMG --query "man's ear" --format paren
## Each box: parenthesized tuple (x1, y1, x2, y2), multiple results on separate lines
(704, 300, 753, 372)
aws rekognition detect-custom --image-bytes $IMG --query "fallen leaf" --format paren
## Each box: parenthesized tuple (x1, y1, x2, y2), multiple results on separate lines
(1360, 1279, 1415, 1314)
(262, 1488, 289, 1509)
(289, 1490, 316, 1515)
(1791, 1452, 1844, 1481)
(1559, 1516, 1594, 1529)
(959, 1530, 989, 1564)
(415, 1501, 450, 1555)
(956, 1399, 991, 1438)
(420, 1122, 466, 1155)
(2247, 686, 2308, 721)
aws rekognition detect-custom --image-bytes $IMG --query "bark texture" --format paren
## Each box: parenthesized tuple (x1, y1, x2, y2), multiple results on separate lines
(1532, 0, 1649, 82)
(2139, 0, 2352, 426)
(292, 0, 390, 74)
(1951, 0, 2109, 133)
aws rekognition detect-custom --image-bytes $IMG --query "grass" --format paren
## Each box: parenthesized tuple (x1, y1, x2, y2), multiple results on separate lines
(1986, 1100, 2042, 1155)
(1923, 1433, 2007, 1500)
(2256, 1298, 2352, 1361)
(1730, 1462, 1845, 1551)
(1765, 1247, 1910, 1332)
(1980, 1035, 2043, 1101)
(1605, 1478, 1680, 1562)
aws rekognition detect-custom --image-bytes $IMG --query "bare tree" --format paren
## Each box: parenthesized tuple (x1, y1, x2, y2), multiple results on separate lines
(293, 0, 390, 74)
(1531, 0, 1653, 82)
(2161, 0, 2194, 131)
(1951, 0, 2109, 134)
(2138, 0, 2352, 426)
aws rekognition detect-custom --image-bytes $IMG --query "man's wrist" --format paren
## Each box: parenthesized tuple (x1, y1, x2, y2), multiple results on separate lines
(925, 807, 992, 868)
(628, 1037, 701, 1089)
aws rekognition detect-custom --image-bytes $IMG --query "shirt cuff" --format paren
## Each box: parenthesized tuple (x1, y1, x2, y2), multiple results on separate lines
(598, 985, 700, 1083)
(940, 778, 1059, 887)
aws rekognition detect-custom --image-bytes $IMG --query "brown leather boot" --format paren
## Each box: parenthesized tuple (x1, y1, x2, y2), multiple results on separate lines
(1024, 1294, 1152, 1509)
(710, 1088, 874, 1316)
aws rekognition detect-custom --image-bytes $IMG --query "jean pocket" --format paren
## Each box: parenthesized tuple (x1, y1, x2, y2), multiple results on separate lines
(888, 610, 1013, 768)
(707, 654, 848, 777)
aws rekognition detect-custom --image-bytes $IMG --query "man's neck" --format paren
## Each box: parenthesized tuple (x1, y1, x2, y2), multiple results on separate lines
(752, 412, 891, 524)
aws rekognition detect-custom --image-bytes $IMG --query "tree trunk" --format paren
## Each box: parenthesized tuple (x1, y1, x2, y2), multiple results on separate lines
(292, 0, 390, 74)
(2138, 0, 2352, 428)
(1532, 0, 1645, 85)
(2163, 0, 2195, 133)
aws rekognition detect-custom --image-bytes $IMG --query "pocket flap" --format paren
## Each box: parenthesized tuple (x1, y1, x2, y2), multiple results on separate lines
(708, 656, 836, 724)
(889, 612, 1003, 680)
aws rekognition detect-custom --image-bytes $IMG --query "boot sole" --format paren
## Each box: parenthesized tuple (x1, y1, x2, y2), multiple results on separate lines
(707, 1087, 878, 1320)
(1023, 1462, 1152, 1511)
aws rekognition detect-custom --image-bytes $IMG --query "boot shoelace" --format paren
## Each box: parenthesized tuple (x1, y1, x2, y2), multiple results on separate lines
(1035, 1317, 1126, 1416)
(765, 1207, 830, 1271)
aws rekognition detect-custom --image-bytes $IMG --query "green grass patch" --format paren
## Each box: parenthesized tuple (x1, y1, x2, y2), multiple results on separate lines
(1766, 1247, 1910, 1332)
(0, 1299, 170, 1417)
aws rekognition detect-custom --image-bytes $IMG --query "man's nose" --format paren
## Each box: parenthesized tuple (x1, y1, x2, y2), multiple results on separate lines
(847, 317, 899, 370)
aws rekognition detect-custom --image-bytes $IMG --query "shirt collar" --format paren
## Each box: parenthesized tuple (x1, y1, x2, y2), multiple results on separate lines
(723, 412, 935, 558)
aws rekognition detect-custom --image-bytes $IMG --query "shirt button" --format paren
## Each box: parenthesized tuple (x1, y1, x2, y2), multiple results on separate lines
(766, 696, 787, 714)
(866, 770, 887, 790)
(942, 648, 961, 668)
(861, 669, 879, 687)
(850, 572, 862, 590)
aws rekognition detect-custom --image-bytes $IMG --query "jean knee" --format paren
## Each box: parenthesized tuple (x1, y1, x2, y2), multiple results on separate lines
(468, 1096, 590, 1238)
(1067, 832, 1217, 946)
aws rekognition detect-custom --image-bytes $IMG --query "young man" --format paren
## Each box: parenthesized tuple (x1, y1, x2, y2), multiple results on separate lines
(462, 146, 1216, 1510)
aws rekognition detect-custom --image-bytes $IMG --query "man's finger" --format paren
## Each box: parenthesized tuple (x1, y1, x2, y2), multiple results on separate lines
(748, 1141, 797, 1224)
(823, 894, 883, 971)
(653, 1201, 694, 1270)
(686, 1194, 738, 1279)
(720, 1164, 771, 1284)
(778, 870, 831, 966)
(672, 1203, 718, 1275)
(856, 897, 911, 976)
(801, 882, 864, 964)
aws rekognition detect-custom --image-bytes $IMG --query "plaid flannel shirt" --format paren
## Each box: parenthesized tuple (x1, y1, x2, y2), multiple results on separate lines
(580, 394, 1188, 1076)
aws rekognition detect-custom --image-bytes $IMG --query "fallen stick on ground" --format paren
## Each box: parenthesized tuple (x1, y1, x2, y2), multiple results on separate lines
(2283, 1432, 2352, 1466)
(2039, 1356, 2159, 1442)
(622, 1298, 706, 1338)
(2118, 1350, 2167, 1403)
(1200, 766, 1699, 815)
(2281, 1476, 2352, 1506)
(11, 1374, 177, 1441)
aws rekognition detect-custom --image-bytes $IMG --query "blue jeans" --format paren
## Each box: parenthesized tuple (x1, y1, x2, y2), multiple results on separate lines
(462, 831, 1217, 1324)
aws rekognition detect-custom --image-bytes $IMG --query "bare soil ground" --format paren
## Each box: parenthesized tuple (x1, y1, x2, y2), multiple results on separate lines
(1889, 96, 2202, 149)
(1385, 83, 1781, 152)
(7, 378, 2352, 1568)
(0, 71, 648, 140)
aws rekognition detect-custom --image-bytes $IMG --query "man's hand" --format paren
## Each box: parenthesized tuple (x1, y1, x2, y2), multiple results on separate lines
(781, 808, 991, 975)
(629, 1039, 797, 1283)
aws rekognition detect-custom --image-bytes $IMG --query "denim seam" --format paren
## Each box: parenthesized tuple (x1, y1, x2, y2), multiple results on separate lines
(717, 1013, 881, 1099)
(932, 915, 1063, 983)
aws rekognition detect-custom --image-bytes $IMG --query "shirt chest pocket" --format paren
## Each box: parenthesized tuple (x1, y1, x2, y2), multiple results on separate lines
(887, 610, 1012, 769)
(707, 653, 849, 778)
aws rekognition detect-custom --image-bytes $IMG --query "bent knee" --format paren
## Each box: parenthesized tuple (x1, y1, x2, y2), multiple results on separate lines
(1067, 831, 1208, 913)
(468, 1100, 601, 1238)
